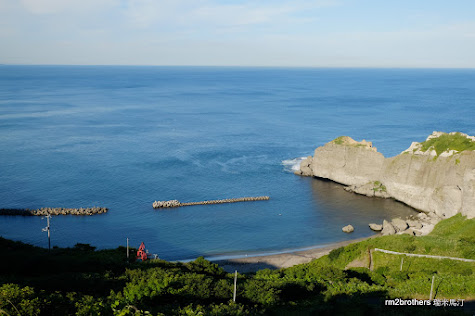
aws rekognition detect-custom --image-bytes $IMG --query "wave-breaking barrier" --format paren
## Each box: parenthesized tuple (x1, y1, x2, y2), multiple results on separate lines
(0, 207, 108, 216)
(153, 196, 270, 209)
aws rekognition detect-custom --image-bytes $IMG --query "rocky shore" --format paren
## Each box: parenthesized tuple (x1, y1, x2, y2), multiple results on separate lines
(368, 211, 441, 236)
(296, 132, 475, 221)
(0, 207, 108, 216)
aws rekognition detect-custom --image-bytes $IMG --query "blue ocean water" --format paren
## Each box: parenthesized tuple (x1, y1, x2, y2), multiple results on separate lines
(0, 66, 474, 260)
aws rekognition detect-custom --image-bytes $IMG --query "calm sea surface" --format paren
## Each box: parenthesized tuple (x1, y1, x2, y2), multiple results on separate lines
(0, 66, 474, 260)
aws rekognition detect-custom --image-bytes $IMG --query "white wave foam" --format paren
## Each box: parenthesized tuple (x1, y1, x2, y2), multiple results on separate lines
(281, 157, 306, 172)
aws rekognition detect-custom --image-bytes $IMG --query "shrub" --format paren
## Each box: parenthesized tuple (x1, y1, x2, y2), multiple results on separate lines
(186, 257, 226, 276)
(243, 280, 281, 305)
(74, 243, 96, 251)
(0, 284, 41, 316)
(329, 247, 344, 261)
(75, 295, 107, 316)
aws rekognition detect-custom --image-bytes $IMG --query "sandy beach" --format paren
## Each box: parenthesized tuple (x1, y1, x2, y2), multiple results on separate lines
(213, 235, 376, 273)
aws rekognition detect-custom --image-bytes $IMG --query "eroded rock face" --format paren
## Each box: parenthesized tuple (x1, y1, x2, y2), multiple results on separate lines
(344, 182, 391, 198)
(296, 132, 475, 219)
(310, 141, 385, 187)
(381, 152, 473, 219)
(295, 156, 314, 176)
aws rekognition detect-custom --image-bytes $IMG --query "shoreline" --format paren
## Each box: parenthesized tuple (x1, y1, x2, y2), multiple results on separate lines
(212, 235, 377, 273)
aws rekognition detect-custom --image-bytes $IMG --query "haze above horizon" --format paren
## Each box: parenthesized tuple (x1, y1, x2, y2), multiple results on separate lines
(1, 0, 474, 68)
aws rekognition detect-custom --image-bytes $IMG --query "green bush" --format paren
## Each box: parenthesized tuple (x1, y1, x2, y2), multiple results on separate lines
(329, 247, 344, 261)
(243, 279, 281, 305)
(0, 284, 41, 316)
(73, 243, 96, 252)
(75, 295, 107, 316)
(186, 257, 226, 276)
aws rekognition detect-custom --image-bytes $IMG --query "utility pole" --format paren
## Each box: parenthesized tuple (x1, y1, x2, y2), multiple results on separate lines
(42, 215, 51, 251)
(369, 249, 373, 271)
(127, 238, 129, 261)
(430, 275, 435, 300)
(233, 270, 238, 302)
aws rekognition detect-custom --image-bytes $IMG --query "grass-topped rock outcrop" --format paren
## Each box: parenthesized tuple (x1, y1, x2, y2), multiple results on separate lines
(296, 132, 475, 219)
(402, 131, 475, 157)
(331, 136, 377, 150)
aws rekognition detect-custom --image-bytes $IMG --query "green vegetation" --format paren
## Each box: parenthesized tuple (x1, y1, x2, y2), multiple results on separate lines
(333, 136, 345, 145)
(317, 214, 475, 299)
(1, 214, 474, 315)
(332, 136, 372, 149)
(420, 133, 475, 156)
(372, 181, 387, 193)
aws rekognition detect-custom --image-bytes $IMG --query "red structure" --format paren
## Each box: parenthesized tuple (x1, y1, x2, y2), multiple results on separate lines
(136, 242, 148, 261)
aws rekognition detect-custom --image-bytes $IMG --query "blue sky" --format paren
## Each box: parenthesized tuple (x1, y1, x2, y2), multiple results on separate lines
(1, 0, 474, 67)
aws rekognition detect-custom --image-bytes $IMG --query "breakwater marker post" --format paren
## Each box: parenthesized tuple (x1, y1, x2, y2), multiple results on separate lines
(42, 215, 51, 252)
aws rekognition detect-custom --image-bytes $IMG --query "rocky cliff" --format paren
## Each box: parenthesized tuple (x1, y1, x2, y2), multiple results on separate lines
(296, 132, 475, 219)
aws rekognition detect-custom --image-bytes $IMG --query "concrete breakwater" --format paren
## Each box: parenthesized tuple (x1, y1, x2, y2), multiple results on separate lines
(153, 196, 270, 209)
(0, 207, 108, 216)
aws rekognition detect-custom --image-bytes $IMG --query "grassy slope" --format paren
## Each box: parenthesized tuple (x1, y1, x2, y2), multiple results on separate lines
(420, 133, 475, 156)
(307, 214, 475, 299)
(0, 214, 473, 315)
(324, 213, 475, 268)
(262, 214, 475, 315)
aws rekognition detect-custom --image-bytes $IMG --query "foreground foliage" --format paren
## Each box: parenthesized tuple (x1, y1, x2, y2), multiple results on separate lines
(0, 214, 474, 315)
